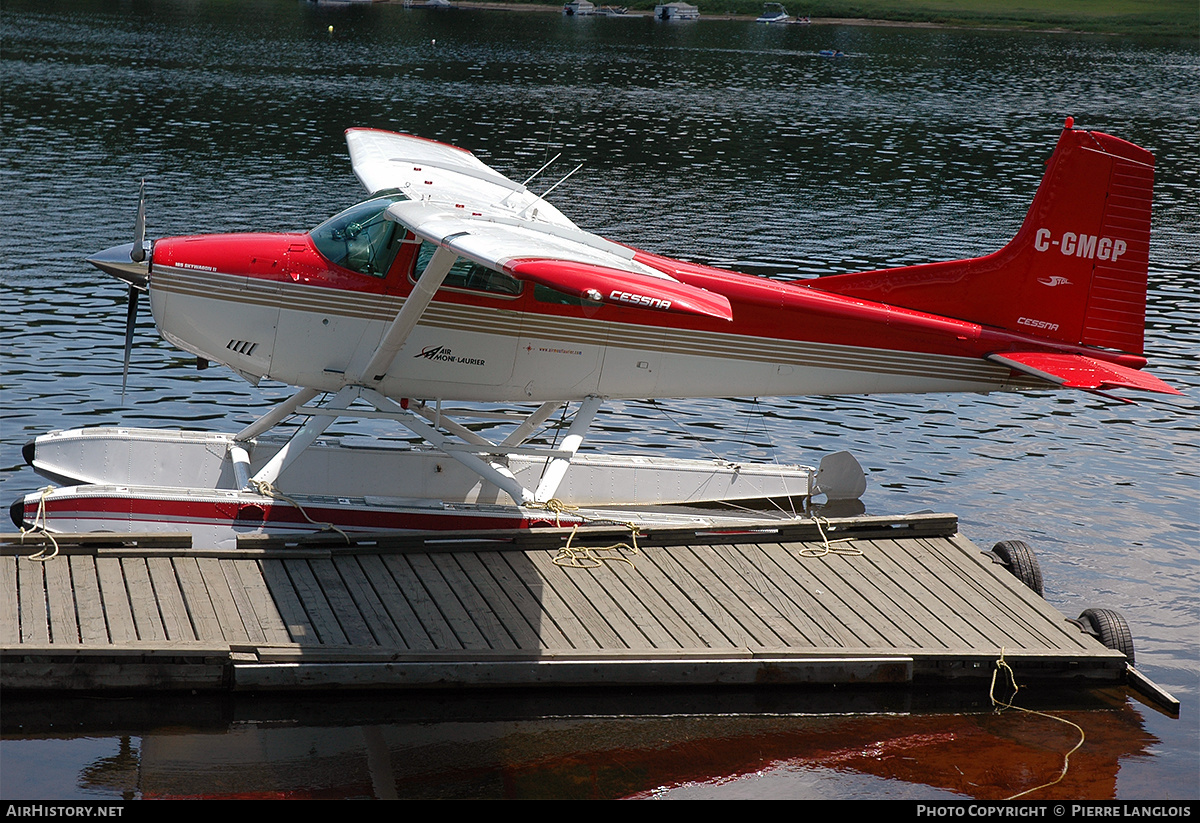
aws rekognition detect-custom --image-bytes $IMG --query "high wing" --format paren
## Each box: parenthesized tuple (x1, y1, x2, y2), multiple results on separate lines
(386, 201, 734, 321)
(345, 127, 578, 230)
(348, 128, 734, 322)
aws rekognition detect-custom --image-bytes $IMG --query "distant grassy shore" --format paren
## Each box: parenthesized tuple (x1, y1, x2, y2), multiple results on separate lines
(460, 0, 1198, 39)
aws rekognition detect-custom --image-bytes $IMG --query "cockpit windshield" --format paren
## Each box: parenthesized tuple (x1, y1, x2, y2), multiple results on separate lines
(310, 192, 408, 277)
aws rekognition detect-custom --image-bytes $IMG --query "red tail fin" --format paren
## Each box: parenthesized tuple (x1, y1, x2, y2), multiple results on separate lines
(809, 120, 1155, 356)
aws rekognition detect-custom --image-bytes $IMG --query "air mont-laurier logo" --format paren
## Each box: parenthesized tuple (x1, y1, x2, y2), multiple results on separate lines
(414, 345, 485, 367)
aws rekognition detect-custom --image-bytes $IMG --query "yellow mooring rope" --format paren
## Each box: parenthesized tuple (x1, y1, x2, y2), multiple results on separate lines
(524, 499, 642, 570)
(990, 647, 1086, 799)
(248, 479, 351, 544)
(798, 515, 863, 558)
(551, 522, 641, 569)
(20, 486, 59, 562)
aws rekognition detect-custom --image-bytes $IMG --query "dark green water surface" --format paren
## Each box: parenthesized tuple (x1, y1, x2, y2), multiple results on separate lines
(1, 0, 1197, 800)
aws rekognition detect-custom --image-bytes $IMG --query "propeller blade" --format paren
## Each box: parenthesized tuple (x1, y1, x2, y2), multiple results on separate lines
(121, 285, 138, 400)
(130, 180, 146, 263)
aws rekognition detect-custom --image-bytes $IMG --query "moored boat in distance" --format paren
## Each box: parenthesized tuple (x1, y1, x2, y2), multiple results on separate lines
(654, 2, 699, 20)
(756, 3, 792, 24)
(562, 0, 595, 15)
(596, 5, 639, 16)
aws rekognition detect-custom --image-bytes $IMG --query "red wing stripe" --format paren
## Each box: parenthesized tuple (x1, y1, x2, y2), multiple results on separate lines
(506, 258, 734, 321)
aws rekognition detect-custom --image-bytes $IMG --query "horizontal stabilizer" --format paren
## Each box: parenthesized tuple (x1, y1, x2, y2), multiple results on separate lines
(508, 259, 734, 321)
(988, 352, 1182, 396)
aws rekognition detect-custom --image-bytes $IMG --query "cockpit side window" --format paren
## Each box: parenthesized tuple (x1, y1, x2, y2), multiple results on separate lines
(310, 193, 408, 277)
(412, 240, 523, 297)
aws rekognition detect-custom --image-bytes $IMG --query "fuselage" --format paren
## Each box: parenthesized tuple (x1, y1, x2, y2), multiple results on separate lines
(142, 193, 1064, 405)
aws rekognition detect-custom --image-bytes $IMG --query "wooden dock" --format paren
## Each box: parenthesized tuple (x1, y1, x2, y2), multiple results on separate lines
(0, 513, 1148, 699)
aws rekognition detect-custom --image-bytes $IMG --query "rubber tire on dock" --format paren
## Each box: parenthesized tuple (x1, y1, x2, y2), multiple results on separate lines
(1079, 607, 1135, 666)
(989, 540, 1044, 597)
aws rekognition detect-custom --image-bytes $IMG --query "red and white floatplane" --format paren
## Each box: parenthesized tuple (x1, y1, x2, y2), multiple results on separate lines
(12, 119, 1180, 548)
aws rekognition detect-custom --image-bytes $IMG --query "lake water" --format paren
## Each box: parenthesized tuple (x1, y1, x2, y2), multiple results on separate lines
(1, 0, 1197, 801)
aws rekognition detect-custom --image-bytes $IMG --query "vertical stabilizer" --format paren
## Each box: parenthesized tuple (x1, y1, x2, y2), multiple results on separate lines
(808, 120, 1155, 355)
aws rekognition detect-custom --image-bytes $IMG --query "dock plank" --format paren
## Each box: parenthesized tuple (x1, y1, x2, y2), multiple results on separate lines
(942, 534, 1094, 650)
(619, 547, 733, 648)
(676, 544, 794, 648)
(379, 554, 463, 650)
(122, 558, 166, 642)
(214, 558, 269, 644)
(737, 542, 886, 649)
(524, 549, 636, 649)
(640, 545, 758, 648)
(95, 557, 137, 645)
(276, 559, 346, 644)
(328, 557, 405, 647)
(17, 559, 49, 644)
(172, 556, 225, 643)
(404, 554, 491, 650)
(229, 559, 292, 645)
(530, 548, 658, 650)
(860, 538, 997, 650)
(769, 540, 910, 648)
(699, 543, 823, 647)
(894, 536, 1052, 650)
(914, 535, 1069, 649)
(579, 553, 689, 650)
(708, 542, 841, 647)
(814, 540, 958, 649)
(68, 556, 110, 645)
(258, 559, 321, 645)
(814, 544, 953, 649)
(196, 557, 252, 643)
(44, 557, 79, 644)
(473, 551, 571, 650)
(428, 553, 519, 650)
(306, 558, 376, 647)
(601, 553, 703, 649)
(0, 557, 19, 644)
(489, 551, 601, 651)
(147, 557, 195, 642)
(353, 554, 427, 650)
(450, 552, 544, 650)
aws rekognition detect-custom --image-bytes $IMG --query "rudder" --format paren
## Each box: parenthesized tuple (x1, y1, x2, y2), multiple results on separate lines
(808, 120, 1155, 356)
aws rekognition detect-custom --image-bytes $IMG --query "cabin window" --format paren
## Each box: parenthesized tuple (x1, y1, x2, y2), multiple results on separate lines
(413, 240, 523, 297)
(534, 284, 601, 307)
(310, 193, 408, 277)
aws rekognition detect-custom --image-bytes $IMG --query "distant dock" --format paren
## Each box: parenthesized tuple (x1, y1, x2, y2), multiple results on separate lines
(0, 513, 1178, 713)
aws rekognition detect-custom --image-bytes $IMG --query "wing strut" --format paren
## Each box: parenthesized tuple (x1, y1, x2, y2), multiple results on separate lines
(246, 386, 362, 491)
(534, 395, 603, 503)
(358, 244, 459, 384)
(361, 389, 536, 505)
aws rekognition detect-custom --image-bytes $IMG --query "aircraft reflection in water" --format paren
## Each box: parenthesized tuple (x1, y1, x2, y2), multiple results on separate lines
(12, 690, 1152, 799)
